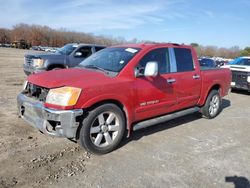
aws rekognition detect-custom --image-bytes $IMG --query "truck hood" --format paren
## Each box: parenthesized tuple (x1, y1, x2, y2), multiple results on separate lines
(28, 68, 114, 89)
(25, 53, 65, 61)
(221, 65, 250, 72)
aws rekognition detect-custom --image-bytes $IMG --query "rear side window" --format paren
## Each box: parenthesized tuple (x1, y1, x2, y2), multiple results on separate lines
(95, 46, 105, 52)
(174, 48, 194, 72)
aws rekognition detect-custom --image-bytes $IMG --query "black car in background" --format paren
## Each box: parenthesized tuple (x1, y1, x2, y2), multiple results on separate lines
(199, 58, 217, 68)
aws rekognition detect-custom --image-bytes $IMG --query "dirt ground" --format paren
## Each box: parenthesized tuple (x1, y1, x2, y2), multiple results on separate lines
(0, 48, 249, 188)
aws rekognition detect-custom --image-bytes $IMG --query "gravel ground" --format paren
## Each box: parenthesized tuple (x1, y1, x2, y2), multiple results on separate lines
(0, 47, 249, 188)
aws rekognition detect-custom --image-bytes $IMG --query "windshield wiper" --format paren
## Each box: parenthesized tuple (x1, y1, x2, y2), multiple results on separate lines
(83, 65, 110, 75)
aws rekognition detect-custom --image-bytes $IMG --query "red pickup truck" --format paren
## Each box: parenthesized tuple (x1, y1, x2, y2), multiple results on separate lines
(17, 43, 231, 154)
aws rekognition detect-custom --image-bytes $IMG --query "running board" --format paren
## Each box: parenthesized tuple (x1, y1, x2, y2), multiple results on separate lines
(133, 107, 200, 131)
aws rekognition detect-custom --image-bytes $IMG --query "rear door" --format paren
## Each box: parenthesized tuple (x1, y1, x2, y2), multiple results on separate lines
(134, 48, 178, 121)
(171, 47, 201, 109)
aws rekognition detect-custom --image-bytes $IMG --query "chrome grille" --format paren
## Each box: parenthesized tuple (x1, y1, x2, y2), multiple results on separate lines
(24, 83, 49, 102)
(25, 57, 33, 66)
(232, 71, 248, 83)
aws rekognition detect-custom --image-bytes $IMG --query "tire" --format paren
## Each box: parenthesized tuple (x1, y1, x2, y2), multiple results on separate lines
(52, 67, 63, 70)
(78, 103, 125, 155)
(201, 90, 222, 119)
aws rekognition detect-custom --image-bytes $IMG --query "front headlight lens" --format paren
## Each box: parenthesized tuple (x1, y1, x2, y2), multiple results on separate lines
(23, 81, 28, 90)
(247, 76, 250, 83)
(46, 87, 82, 106)
(32, 59, 44, 67)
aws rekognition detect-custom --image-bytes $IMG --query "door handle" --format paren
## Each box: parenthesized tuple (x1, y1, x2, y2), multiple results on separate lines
(193, 75, 200, 79)
(167, 78, 176, 84)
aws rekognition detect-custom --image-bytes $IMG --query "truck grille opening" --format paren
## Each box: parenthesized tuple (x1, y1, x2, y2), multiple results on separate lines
(232, 71, 248, 83)
(24, 82, 49, 102)
(25, 57, 33, 66)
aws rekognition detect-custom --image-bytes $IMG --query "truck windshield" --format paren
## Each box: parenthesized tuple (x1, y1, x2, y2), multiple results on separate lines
(79, 47, 140, 73)
(56, 44, 77, 55)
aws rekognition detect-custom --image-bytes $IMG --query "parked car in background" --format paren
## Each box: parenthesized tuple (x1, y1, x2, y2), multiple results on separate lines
(44, 47, 54, 52)
(31, 46, 40, 51)
(199, 58, 217, 68)
(11, 39, 31, 49)
(215, 59, 228, 67)
(23, 43, 106, 75)
(221, 57, 250, 92)
(18, 43, 231, 154)
(212, 57, 233, 67)
(0, 43, 12, 48)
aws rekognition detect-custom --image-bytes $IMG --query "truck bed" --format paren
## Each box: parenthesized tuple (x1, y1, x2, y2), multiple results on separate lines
(198, 67, 231, 106)
(200, 66, 220, 71)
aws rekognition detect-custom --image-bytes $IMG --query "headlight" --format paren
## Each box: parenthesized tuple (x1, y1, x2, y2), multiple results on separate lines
(32, 59, 44, 67)
(23, 81, 28, 90)
(247, 76, 250, 83)
(46, 87, 82, 106)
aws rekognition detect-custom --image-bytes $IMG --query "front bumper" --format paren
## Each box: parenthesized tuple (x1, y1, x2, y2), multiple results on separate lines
(231, 71, 250, 92)
(231, 81, 250, 92)
(17, 93, 83, 138)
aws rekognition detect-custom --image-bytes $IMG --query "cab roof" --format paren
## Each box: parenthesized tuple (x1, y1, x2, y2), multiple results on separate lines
(112, 42, 191, 49)
(66, 43, 106, 47)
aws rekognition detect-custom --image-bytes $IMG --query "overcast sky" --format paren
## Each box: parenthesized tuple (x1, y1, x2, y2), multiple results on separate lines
(0, 0, 249, 48)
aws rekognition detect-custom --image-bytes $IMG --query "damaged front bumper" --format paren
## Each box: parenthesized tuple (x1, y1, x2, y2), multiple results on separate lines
(17, 93, 83, 138)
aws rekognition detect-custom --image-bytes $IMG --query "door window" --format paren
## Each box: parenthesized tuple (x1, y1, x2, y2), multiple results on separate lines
(77, 46, 92, 58)
(137, 48, 170, 75)
(174, 48, 194, 72)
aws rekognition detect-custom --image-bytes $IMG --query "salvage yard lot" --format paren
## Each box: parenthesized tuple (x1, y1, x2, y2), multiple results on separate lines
(0, 47, 249, 188)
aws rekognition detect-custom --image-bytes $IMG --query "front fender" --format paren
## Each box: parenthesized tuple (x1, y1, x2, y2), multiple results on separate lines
(79, 94, 134, 132)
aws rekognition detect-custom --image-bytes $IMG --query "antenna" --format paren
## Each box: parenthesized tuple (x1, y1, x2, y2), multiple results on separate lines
(64, 44, 67, 68)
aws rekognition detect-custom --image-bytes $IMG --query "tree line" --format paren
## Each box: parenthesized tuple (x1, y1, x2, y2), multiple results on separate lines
(0, 23, 132, 47)
(190, 43, 244, 59)
(0, 23, 249, 58)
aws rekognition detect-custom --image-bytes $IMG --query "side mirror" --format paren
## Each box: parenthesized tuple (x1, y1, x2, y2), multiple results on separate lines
(75, 52, 82, 57)
(134, 66, 144, 77)
(144, 61, 158, 77)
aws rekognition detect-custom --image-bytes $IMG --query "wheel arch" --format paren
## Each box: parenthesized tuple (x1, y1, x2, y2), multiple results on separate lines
(208, 84, 221, 95)
(198, 83, 221, 106)
(76, 99, 132, 140)
(200, 87, 222, 119)
(47, 64, 66, 70)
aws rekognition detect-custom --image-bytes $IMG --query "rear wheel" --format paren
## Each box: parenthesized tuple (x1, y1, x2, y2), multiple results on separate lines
(78, 104, 125, 155)
(201, 90, 222, 119)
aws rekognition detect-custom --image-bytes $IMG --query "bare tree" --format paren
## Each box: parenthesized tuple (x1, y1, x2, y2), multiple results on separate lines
(0, 28, 11, 43)
(1, 23, 247, 59)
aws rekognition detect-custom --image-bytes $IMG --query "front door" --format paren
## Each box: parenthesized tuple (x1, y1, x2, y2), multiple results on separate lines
(134, 48, 178, 121)
(69, 46, 93, 67)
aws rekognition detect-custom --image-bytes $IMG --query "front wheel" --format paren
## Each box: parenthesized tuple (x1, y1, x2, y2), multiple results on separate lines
(201, 90, 222, 119)
(52, 67, 63, 71)
(78, 104, 125, 155)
